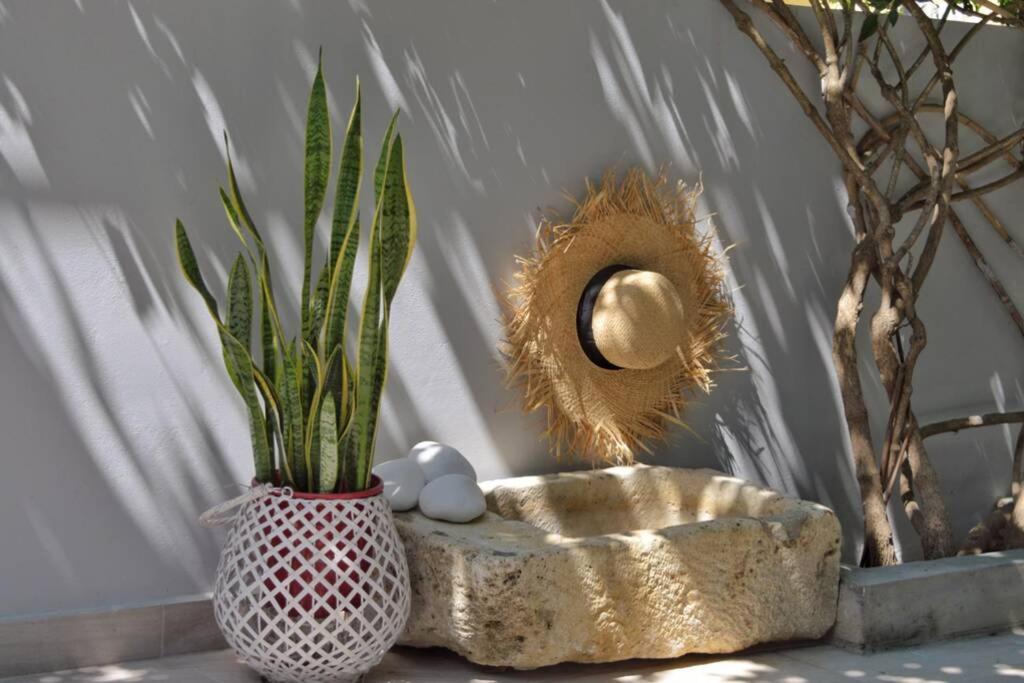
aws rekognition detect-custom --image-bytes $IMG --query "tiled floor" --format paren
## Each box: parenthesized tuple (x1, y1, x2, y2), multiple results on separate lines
(4, 630, 1023, 683)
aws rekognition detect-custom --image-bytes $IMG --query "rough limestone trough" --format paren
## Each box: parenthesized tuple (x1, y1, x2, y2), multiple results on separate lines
(394, 465, 841, 669)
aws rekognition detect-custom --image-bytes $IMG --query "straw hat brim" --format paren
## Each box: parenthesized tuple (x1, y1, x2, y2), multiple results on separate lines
(504, 168, 730, 464)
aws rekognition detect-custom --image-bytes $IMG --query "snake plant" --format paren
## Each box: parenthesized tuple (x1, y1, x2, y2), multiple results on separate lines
(175, 53, 416, 493)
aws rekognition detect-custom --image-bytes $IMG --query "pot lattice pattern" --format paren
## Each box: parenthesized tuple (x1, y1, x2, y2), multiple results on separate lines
(212, 489, 410, 683)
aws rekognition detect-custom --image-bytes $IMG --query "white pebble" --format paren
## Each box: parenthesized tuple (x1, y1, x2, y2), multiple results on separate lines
(408, 441, 477, 482)
(373, 457, 426, 511)
(418, 474, 486, 523)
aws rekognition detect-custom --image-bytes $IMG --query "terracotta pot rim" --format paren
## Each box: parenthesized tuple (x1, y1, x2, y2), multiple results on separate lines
(252, 475, 384, 500)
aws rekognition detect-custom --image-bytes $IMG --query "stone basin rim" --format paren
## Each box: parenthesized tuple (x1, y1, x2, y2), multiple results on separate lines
(399, 509, 820, 552)
(476, 464, 834, 543)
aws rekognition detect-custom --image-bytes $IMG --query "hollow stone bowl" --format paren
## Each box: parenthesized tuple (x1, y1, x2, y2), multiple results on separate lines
(394, 465, 841, 669)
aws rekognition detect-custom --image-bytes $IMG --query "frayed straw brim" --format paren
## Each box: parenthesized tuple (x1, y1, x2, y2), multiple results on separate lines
(504, 168, 730, 464)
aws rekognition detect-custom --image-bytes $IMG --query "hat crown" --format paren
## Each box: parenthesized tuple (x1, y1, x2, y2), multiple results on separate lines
(591, 269, 686, 371)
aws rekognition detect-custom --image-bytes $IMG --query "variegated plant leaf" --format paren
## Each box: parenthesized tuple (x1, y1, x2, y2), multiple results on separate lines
(219, 187, 255, 261)
(319, 392, 338, 493)
(302, 339, 326, 487)
(279, 342, 307, 491)
(330, 81, 362, 269)
(259, 285, 278, 466)
(374, 110, 399, 203)
(378, 134, 417, 304)
(351, 208, 385, 489)
(317, 347, 342, 493)
(253, 365, 287, 484)
(360, 304, 390, 490)
(309, 263, 330, 348)
(174, 220, 219, 321)
(320, 212, 360, 360)
(224, 133, 264, 248)
(226, 254, 252, 350)
(301, 49, 331, 341)
(220, 329, 272, 482)
(223, 135, 285, 399)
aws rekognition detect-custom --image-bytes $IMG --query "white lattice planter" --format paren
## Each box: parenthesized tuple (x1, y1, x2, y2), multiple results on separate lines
(209, 478, 410, 683)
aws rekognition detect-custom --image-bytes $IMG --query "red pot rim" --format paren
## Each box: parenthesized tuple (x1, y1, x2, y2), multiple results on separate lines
(252, 475, 384, 500)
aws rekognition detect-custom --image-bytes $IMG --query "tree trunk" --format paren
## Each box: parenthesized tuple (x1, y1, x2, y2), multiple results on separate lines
(834, 239, 898, 566)
(869, 280, 955, 559)
(1005, 427, 1024, 548)
(903, 427, 956, 557)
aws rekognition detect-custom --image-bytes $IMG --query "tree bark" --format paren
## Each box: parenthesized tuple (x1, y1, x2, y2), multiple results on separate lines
(920, 411, 1024, 439)
(903, 427, 955, 557)
(834, 239, 898, 566)
(1005, 427, 1024, 548)
(870, 299, 955, 559)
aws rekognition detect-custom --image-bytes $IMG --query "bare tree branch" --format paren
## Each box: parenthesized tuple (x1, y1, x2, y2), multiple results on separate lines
(920, 411, 1024, 439)
(717, 0, 888, 217)
(957, 128, 1024, 176)
(858, 114, 1024, 338)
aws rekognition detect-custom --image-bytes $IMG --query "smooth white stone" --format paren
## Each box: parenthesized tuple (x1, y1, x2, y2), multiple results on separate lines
(418, 474, 486, 523)
(408, 441, 477, 482)
(373, 457, 427, 511)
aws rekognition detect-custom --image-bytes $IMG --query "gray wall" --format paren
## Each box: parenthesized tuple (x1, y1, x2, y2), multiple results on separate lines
(0, 0, 1020, 617)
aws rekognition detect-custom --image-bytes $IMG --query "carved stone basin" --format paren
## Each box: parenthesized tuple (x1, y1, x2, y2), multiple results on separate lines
(394, 465, 841, 669)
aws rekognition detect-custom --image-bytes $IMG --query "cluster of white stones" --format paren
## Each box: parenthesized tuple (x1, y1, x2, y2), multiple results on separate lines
(373, 441, 485, 523)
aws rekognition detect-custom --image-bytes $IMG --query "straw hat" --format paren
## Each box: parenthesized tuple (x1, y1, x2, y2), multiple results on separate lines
(505, 168, 730, 464)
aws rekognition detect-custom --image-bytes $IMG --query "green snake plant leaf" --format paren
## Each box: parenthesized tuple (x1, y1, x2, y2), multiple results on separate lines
(219, 187, 256, 262)
(319, 348, 344, 492)
(330, 81, 362, 269)
(224, 133, 264, 250)
(360, 305, 390, 490)
(260, 286, 278, 378)
(259, 285, 278, 464)
(239, 248, 284, 366)
(354, 134, 416, 488)
(220, 329, 272, 482)
(318, 80, 363, 367)
(374, 110, 399, 203)
(301, 49, 332, 341)
(318, 392, 339, 493)
(225, 255, 256, 440)
(174, 220, 220, 322)
(223, 135, 284, 396)
(340, 248, 381, 488)
(337, 349, 355, 479)
(302, 340, 327, 487)
(176, 223, 274, 481)
(253, 365, 287, 484)
(279, 342, 307, 491)
(320, 212, 360, 363)
(304, 345, 341, 493)
(226, 254, 252, 350)
(354, 132, 413, 485)
(378, 134, 417, 304)
(309, 263, 331, 348)
(336, 348, 353, 489)
(224, 134, 283, 365)
(351, 204, 385, 489)
(177, 223, 242, 390)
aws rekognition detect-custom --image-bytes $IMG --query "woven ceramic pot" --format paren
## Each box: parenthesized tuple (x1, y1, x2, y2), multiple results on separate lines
(211, 477, 410, 683)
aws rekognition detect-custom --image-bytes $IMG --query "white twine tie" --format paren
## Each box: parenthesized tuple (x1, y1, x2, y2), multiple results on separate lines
(199, 483, 290, 527)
